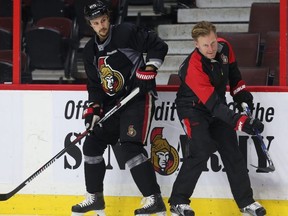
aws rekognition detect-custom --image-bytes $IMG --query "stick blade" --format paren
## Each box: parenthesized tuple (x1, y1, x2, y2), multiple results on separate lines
(0, 193, 10, 201)
(250, 164, 275, 173)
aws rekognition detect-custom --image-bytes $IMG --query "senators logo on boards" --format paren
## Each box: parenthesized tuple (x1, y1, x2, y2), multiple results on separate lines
(150, 127, 179, 175)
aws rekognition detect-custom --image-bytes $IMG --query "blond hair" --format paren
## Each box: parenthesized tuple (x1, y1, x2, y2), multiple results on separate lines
(191, 21, 216, 41)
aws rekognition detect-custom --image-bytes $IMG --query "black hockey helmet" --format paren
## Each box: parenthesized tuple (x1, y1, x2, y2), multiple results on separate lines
(84, 0, 109, 20)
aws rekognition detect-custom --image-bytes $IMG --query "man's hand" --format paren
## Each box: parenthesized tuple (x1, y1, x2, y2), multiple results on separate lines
(234, 90, 254, 112)
(133, 66, 157, 94)
(82, 103, 102, 132)
(235, 115, 264, 135)
(232, 80, 254, 112)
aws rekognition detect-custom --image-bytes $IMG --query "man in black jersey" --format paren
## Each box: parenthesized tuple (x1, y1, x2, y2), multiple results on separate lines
(168, 21, 266, 216)
(71, 1, 168, 216)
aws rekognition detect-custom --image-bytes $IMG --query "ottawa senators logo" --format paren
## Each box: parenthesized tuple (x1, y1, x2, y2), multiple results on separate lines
(98, 57, 124, 96)
(221, 53, 228, 64)
(150, 127, 179, 175)
(127, 125, 137, 137)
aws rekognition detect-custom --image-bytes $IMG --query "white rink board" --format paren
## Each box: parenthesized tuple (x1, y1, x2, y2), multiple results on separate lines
(0, 90, 287, 200)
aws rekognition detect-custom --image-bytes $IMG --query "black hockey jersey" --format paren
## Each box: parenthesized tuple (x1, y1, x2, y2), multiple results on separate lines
(83, 22, 168, 106)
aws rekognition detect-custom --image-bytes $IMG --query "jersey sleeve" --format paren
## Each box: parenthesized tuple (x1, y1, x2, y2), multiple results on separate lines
(121, 23, 168, 69)
(83, 39, 106, 104)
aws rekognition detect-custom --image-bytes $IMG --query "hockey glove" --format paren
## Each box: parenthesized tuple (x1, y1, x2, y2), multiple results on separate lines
(133, 67, 157, 94)
(235, 115, 264, 135)
(82, 103, 103, 132)
(232, 81, 254, 112)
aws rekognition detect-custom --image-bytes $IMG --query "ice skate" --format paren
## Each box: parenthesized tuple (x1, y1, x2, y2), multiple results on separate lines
(134, 193, 167, 216)
(170, 204, 195, 216)
(240, 201, 266, 216)
(71, 192, 106, 216)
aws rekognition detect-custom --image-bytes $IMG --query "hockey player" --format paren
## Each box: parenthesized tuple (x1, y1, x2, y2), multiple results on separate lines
(71, 0, 168, 216)
(168, 21, 266, 216)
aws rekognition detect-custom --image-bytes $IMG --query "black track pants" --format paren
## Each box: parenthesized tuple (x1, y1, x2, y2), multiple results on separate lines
(169, 116, 255, 208)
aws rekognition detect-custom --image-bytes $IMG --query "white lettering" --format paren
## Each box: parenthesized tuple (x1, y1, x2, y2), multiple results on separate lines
(233, 84, 246, 95)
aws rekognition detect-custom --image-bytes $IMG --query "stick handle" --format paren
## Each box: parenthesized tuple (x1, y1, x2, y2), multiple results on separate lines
(241, 102, 250, 114)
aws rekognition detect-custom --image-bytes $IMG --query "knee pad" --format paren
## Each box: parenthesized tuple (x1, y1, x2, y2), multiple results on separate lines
(120, 142, 148, 168)
(126, 153, 148, 169)
(84, 155, 104, 164)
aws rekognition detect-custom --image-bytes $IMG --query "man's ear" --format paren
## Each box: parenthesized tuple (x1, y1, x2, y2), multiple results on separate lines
(194, 41, 199, 48)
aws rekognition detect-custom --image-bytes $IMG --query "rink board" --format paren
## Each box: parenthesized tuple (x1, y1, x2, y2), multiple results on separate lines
(0, 90, 288, 215)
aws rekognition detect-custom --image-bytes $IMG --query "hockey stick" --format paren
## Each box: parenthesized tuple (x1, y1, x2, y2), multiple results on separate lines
(0, 87, 140, 201)
(241, 103, 275, 172)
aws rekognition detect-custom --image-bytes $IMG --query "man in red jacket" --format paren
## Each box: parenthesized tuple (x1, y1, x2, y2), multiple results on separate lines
(168, 21, 266, 216)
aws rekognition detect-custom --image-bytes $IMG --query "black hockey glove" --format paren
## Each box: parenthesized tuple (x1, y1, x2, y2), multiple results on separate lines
(82, 103, 103, 132)
(232, 80, 254, 112)
(133, 67, 157, 94)
(235, 115, 264, 135)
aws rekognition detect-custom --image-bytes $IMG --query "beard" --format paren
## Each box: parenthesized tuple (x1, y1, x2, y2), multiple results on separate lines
(97, 28, 109, 41)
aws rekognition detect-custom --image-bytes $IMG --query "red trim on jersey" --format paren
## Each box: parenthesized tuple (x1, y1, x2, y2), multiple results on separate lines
(142, 94, 152, 143)
(185, 50, 215, 104)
